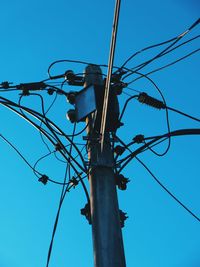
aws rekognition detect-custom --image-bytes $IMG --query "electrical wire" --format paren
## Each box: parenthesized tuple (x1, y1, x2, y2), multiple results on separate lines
(0, 99, 86, 175)
(136, 156, 200, 222)
(167, 106, 200, 123)
(125, 48, 200, 85)
(119, 95, 138, 121)
(127, 19, 200, 73)
(123, 35, 200, 74)
(121, 71, 171, 156)
(0, 133, 42, 177)
(120, 18, 200, 69)
(117, 128, 200, 172)
(45, 123, 90, 267)
(45, 123, 76, 267)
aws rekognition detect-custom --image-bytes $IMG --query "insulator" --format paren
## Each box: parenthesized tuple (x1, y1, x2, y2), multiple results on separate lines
(138, 92, 166, 110)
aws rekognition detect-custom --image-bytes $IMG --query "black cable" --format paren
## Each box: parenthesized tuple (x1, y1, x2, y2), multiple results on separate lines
(121, 35, 179, 69)
(126, 48, 200, 85)
(119, 95, 138, 121)
(0, 100, 86, 175)
(129, 20, 199, 73)
(45, 124, 90, 267)
(166, 106, 200, 123)
(45, 123, 76, 267)
(123, 35, 200, 74)
(15, 97, 87, 171)
(47, 59, 112, 79)
(136, 156, 200, 222)
(0, 133, 42, 177)
(67, 123, 89, 137)
(120, 19, 200, 72)
(123, 72, 171, 156)
(118, 128, 200, 172)
(45, 183, 73, 267)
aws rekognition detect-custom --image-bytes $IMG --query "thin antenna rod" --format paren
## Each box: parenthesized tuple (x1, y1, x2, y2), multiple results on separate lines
(100, 0, 121, 151)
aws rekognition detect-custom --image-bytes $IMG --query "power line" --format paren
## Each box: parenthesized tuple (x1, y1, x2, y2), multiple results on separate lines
(117, 128, 200, 172)
(120, 19, 200, 69)
(135, 156, 200, 222)
(167, 106, 200, 123)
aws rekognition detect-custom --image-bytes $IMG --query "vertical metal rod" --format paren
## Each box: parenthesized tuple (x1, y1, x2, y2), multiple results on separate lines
(100, 0, 121, 151)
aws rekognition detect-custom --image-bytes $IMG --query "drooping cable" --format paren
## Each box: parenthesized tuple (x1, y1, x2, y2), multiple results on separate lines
(136, 156, 200, 222)
(127, 48, 200, 84)
(0, 99, 86, 175)
(117, 128, 200, 172)
(129, 19, 200, 73)
(120, 18, 200, 69)
(0, 133, 42, 177)
(45, 123, 76, 267)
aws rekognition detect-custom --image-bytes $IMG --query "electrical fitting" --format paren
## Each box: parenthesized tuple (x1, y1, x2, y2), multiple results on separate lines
(17, 82, 47, 96)
(112, 82, 128, 95)
(38, 175, 48, 185)
(55, 143, 65, 152)
(66, 91, 78, 105)
(111, 70, 127, 83)
(66, 109, 76, 123)
(47, 88, 54, 95)
(81, 203, 91, 224)
(65, 70, 84, 86)
(70, 176, 79, 188)
(114, 145, 126, 156)
(133, 134, 145, 143)
(138, 92, 166, 109)
(115, 174, 130, 190)
(119, 209, 128, 228)
(0, 81, 11, 89)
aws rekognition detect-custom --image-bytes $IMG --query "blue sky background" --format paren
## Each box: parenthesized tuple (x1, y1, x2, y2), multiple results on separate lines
(0, 1, 199, 267)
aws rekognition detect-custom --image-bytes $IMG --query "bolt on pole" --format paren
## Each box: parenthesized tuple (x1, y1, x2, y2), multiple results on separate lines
(84, 64, 126, 267)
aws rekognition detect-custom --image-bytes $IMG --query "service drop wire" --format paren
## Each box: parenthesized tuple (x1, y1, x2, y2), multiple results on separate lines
(4, 99, 84, 173)
(128, 35, 200, 73)
(121, 31, 200, 70)
(167, 106, 200, 123)
(123, 71, 171, 156)
(18, 93, 55, 153)
(117, 128, 200, 173)
(123, 18, 200, 74)
(1, 102, 80, 178)
(0, 99, 86, 176)
(5, 95, 87, 172)
(126, 48, 200, 85)
(116, 134, 200, 223)
(136, 156, 200, 222)
(45, 123, 77, 267)
(0, 133, 43, 177)
(119, 95, 138, 121)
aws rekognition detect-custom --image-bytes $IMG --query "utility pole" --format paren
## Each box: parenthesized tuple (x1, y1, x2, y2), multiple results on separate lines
(84, 64, 126, 267)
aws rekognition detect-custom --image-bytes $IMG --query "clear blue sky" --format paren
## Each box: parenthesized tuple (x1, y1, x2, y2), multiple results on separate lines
(0, 1, 199, 267)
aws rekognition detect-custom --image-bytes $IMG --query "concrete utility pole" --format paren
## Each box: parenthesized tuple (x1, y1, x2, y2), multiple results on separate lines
(84, 64, 126, 267)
